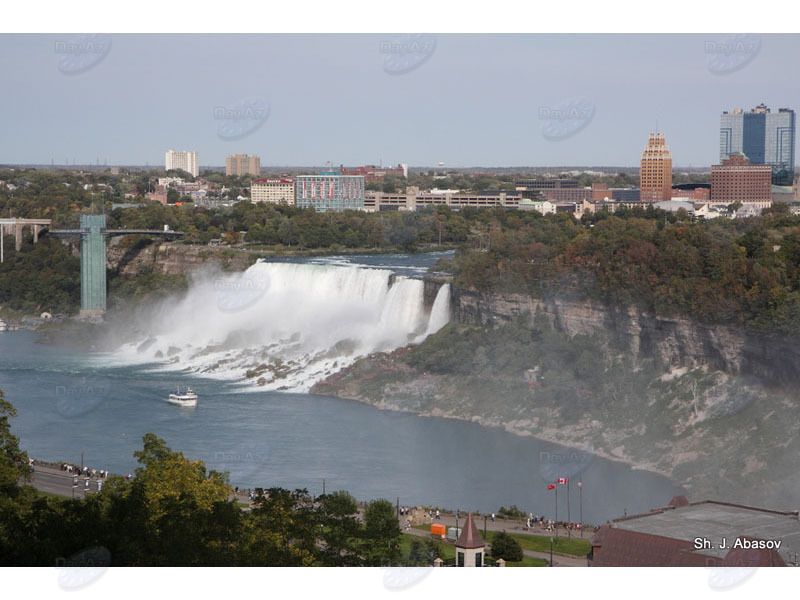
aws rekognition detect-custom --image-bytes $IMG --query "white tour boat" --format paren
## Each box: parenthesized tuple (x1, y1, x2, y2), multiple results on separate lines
(168, 387, 198, 407)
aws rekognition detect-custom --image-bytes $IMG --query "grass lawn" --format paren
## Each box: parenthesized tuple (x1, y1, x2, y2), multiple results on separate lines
(506, 556, 549, 567)
(483, 530, 590, 557)
(412, 524, 590, 557)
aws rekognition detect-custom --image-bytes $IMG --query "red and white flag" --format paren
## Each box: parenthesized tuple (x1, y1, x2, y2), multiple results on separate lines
(557, 477, 568, 485)
(547, 484, 556, 490)
(577, 481, 582, 488)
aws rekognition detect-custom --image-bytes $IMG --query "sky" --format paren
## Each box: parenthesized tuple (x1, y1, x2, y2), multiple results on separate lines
(0, 33, 797, 169)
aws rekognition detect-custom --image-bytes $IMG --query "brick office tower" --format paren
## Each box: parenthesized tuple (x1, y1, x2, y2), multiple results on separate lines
(640, 133, 673, 203)
(711, 153, 772, 211)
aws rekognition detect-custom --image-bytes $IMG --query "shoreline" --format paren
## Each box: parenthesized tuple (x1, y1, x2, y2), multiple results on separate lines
(25, 460, 600, 537)
(313, 389, 683, 489)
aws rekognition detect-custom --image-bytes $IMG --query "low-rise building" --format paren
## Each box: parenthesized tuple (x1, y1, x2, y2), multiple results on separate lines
(364, 190, 521, 212)
(711, 154, 772, 211)
(339, 163, 407, 181)
(671, 185, 711, 201)
(251, 178, 295, 204)
(296, 174, 365, 212)
(591, 497, 798, 567)
(518, 198, 556, 215)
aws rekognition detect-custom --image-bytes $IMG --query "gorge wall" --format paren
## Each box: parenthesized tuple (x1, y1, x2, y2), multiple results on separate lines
(314, 281, 800, 512)
(105, 240, 256, 275)
(451, 286, 800, 389)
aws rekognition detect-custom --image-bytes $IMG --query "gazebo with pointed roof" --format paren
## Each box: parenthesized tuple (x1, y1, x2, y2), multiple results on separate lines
(455, 513, 486, 566)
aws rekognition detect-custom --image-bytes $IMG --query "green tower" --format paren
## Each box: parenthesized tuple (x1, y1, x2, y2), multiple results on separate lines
(80, 215, 107, 315)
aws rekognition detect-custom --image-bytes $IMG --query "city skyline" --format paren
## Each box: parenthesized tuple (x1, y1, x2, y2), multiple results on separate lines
(0, 34, 798, 168)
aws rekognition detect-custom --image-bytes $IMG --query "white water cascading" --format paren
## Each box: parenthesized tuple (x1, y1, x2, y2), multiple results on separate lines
(423, 283, 451, 338)
(112, 262, 451, 392)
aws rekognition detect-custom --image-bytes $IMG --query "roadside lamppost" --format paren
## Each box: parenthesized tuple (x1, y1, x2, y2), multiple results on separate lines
(484, 514, 487, 539)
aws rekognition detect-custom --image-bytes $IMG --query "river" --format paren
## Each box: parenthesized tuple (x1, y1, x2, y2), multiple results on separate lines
(0, 252, 685, 524)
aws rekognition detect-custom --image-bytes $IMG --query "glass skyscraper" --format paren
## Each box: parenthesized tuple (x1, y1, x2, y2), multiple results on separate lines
(720, 104, 796, 186)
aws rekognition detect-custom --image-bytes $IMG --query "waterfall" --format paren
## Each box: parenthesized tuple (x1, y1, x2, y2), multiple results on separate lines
(423, 283, 451, 337)
(111, 261, 451, 392)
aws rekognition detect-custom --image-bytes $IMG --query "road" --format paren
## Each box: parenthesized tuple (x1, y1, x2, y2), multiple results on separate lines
(27, 464, 105, 499)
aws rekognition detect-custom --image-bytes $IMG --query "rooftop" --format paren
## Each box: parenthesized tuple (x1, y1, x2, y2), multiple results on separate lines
(606, 499, 800, 562)
(455, 513, 485, 550)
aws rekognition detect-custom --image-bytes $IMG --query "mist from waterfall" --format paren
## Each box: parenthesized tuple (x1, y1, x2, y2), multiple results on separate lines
(110, 261, 450, 392)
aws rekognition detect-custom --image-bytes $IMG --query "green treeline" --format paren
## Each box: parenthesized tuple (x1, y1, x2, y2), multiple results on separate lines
(0, 390, 402, 567)
(446, 205, 800, 334)
(0, 237, 80, 315)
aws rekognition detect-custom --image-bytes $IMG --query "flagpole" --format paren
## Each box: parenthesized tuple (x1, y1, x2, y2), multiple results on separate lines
(554, 482, 559, 540)
(579, 479, 583, 539)
(567, 479, 571, 539)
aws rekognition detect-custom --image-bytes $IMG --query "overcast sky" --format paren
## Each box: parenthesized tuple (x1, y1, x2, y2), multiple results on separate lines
(0, 33, 797, 168)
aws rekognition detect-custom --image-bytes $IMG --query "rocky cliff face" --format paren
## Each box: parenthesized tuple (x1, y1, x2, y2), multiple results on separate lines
(314, 283, 800, 511)
(58, 238, 257, 276)
(104, 240, 256, 275)
(451, 287, 800, 388)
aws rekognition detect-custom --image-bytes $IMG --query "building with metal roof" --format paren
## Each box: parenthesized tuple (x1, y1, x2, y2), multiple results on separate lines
(590, 497, 800, 566)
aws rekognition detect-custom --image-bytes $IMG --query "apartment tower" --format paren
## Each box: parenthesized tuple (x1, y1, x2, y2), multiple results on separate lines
(165, 149, 199, 177)
(226, 154, 261, 177)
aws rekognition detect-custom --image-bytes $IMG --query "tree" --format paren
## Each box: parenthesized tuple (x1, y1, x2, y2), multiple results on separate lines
(241, 488, 318, 566)
(489, 531, 523, 562)
(105, 433, 237, 565)
(0, 389, 30, 496)
(407, 537, 442, 566)
(317, 490, 363, 566)
(362, 498, 401, 566)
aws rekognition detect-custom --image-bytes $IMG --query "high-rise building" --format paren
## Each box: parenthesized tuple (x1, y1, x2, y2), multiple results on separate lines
(165, 150, 199, 177)
(720, 104, 796, 186)
(251, 179, 295, 204)
(296, 174, 365, 212)
(226, 154, 261, 177)
(711, 153, 772, 210)
(639, 133, 673, 203)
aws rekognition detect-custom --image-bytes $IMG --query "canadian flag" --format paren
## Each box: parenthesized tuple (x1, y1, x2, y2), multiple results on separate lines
(557, 477, 568, 485)
(547, 484, 556, 490)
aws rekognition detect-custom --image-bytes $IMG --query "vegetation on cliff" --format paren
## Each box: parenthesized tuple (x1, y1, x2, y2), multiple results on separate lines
(0, 236, 79, 315)
(444, 205, 800, 334)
